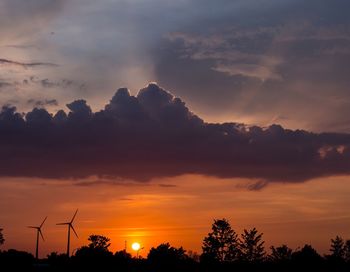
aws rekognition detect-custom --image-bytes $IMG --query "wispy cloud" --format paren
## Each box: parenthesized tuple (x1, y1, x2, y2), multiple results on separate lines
(0, 58, 58, 68)
(27, 99, 58, 107)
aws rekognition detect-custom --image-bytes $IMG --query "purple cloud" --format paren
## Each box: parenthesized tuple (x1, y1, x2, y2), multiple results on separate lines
(0, 83, 350, 183)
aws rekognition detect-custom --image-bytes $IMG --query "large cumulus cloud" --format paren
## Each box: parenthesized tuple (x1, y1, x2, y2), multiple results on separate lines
(0, 83, 350, 183)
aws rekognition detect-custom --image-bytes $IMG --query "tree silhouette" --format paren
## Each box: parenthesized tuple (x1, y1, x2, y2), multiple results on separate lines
(74, 234, 113, 270)
(239, 227, 266, 262)
(344, 240, 350, 263)
(292, 244, 323, 264)
(202, 219, 239, 262)
(187, 250, 200, 262)
(87, 234, 111, 251)
(114, 249, 132, 260)
(47, 251, 69, 269)
(329, 235, 345, 259)
(0, 228, 4, 246)
(0, 249, 34, 270)
(148, 243, 187, 262)
(75, 234, 113, 260)
(269, 244, 293, 262)
(148, 243, 190, 272)
(113, 250, 133, 270)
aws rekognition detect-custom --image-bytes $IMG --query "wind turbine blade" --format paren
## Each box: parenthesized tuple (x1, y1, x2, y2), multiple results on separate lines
(27, 226, 38, 229)
(70, 224, 78, 238)
(70, 209, 78, 223)
(40, 216, 48, 228)
(39, 229, 45, 241)
(56, 222, 69, 225)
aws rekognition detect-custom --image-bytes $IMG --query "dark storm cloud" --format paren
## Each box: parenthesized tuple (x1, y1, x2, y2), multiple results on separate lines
(1, 83, 350, 183)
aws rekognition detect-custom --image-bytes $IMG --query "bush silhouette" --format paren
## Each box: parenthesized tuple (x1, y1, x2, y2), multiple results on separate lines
(0, 249, 34, 270)
(148, 243, 192, 272)
(292, 244, 324, 271)
(269, 244, 293, 262)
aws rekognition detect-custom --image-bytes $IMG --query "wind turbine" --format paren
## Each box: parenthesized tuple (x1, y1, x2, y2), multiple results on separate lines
(27, 216, 47, 259)
(57, 209, 78, 257)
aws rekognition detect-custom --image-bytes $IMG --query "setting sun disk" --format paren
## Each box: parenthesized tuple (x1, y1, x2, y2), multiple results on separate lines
(132, 242, 141, 251)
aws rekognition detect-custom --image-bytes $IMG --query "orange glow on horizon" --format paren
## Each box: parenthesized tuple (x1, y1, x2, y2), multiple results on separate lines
(1, 175, 350, 258)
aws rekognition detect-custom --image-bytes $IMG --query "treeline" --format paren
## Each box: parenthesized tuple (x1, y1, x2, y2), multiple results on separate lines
(1, 220, 350, 272)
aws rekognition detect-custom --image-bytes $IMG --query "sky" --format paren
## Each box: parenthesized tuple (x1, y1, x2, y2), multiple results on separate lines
(1, 0, 350, 258)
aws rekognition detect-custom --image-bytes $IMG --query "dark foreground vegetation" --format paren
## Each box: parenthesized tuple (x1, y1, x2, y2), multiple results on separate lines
(1, 220, 350, 272)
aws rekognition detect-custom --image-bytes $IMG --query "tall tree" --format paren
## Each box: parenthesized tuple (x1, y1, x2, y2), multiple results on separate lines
(202, 218, 239, 262)
(344, 240, 350, 262)
(239, 227, 266, 262)
(0, 228, 4, 246)
(329, 235, 345, 259)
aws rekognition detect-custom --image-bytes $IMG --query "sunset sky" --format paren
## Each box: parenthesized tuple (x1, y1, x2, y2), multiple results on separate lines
(1, 0, 350, 258)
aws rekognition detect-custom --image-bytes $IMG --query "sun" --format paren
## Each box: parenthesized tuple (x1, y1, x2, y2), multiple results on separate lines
(131, 242, 141, 251)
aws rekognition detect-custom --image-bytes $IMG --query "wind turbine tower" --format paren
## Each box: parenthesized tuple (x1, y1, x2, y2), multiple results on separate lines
(57, 209, 78, 257)
(27, 216, 47, 259)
